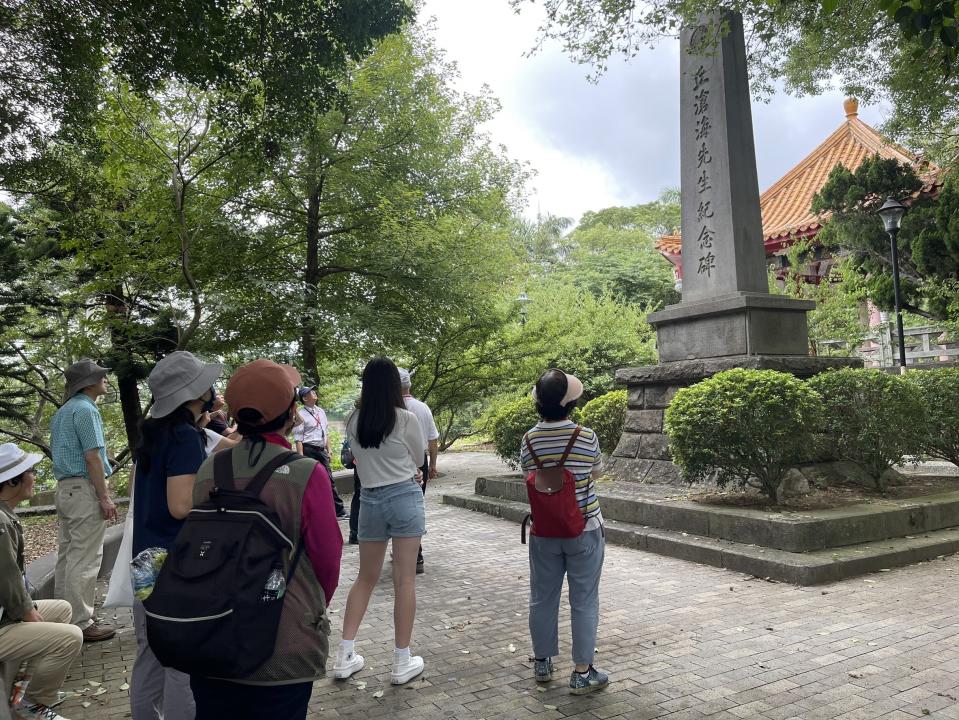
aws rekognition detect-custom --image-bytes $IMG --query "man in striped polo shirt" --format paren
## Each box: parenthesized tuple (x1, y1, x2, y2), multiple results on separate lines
(50, 359, 118, 642)
(520, 369, 609, 696)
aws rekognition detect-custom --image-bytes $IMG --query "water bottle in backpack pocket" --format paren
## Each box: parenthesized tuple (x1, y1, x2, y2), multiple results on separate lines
(521, 426, 586, 543)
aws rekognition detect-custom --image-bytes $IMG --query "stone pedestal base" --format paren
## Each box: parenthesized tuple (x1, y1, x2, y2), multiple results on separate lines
(607, 354, 863, 484)
(647, 293, 816, 362)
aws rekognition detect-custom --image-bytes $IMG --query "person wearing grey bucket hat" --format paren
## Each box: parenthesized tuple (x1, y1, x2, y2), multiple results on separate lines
(0, 444, 83, 720)
(62, 358, 111, 403)
(50, 357, 117, 643)
(129, 351, 231, 720)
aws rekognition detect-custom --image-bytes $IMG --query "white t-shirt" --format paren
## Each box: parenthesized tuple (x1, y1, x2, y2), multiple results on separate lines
(346, 408, 425, 488)
(403, 395, 439, 456)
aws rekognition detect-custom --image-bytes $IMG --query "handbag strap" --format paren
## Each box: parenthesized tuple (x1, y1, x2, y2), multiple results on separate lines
(524, 426, 582, 470)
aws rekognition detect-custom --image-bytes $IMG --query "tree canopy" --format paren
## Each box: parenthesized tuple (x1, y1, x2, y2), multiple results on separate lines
(812, 154, 959, 323)
(0, 0, 412, 166)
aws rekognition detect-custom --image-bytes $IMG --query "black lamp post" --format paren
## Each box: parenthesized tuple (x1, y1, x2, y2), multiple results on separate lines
(517, 291, 529, 326)
(876, 197, 908, 370)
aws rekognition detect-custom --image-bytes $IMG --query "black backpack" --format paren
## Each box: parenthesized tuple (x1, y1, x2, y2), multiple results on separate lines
(339, 438, 355, 469)
(144, 448, 303, 678)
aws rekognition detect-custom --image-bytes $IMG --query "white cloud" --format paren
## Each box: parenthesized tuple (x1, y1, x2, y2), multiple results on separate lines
(422, 0, 892, 224)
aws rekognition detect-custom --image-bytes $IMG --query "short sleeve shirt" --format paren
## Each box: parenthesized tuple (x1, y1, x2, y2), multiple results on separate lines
(520, 420, 604, 531)
(403, 396, 439, 455)
(50, 394, 112, 480)
(132, 422, 207, 554)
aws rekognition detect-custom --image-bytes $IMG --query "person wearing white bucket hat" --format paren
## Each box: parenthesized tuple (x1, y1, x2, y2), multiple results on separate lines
(0, 443, 82, 720)
(129, 351, 230, 720)
(50, 358, 117, 643)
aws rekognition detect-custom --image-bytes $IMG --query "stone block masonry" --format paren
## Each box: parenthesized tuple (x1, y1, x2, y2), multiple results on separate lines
(608, 355, 859, 484)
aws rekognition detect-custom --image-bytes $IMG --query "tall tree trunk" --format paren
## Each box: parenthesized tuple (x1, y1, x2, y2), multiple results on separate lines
(104, 287, 143, 454)
(301, 175, 322, 381)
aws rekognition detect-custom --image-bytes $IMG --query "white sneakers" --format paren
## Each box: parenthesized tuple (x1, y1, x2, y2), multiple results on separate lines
(332, 647, 365, 679)
(15, 701, 71, 720)
(332, 644, 425, 685)
(390, 654, 424, 685)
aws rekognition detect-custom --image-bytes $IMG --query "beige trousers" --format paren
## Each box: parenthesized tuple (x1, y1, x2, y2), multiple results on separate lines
(0, 599, 83, 705)
(54, 477, 106, 628)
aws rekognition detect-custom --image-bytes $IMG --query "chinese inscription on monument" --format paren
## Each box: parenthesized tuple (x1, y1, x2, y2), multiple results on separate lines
(678, 13, 768, 302)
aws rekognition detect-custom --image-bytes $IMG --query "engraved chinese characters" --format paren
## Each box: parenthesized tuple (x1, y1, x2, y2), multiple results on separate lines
(646, 11, 816, 362)
(676, 12, 768, 302)
(691, 44, 716, 279)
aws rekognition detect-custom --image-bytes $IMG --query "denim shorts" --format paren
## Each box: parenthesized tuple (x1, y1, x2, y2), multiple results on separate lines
(358, 480, 426, 542)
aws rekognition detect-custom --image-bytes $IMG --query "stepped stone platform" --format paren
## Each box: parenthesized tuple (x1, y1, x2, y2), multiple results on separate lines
(442, 475, 959, 585)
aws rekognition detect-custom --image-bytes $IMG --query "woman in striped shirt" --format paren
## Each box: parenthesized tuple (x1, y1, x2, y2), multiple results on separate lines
(520, 369, 609, 695)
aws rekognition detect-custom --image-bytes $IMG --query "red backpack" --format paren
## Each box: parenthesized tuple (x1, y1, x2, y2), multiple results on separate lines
(521, 426, 585, 543)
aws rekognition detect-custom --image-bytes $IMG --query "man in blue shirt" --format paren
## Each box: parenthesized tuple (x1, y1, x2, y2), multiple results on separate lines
(50, 358, 118, 642)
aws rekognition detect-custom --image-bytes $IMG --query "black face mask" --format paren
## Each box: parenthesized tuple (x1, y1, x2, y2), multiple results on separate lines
(201, 387, 217, 414)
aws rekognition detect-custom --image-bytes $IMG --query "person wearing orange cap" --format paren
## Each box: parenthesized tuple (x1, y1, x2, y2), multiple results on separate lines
(187, 359, 342, 720)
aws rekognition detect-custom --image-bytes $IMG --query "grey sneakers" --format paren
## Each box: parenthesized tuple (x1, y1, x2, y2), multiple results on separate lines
(534, 657, 554, 682)
(568, 665, 609, 695)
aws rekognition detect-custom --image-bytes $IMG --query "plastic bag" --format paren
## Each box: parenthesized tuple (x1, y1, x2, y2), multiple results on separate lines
(104, 493, 134, 608)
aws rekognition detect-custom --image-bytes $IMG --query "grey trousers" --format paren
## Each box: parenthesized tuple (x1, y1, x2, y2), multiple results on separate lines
(131, 600, 195, 720)
(528, 527, 605, 666)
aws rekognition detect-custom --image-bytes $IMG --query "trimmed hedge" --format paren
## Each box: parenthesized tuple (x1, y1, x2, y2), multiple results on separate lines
(487, 395, 539, 470)
(664, 368, 822, 503)
(806, 368, 926, 489)
(577, 390, 627, 454)
(908, 368, 959, 467)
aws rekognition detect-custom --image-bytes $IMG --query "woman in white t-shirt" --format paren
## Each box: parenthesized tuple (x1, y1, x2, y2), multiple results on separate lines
(332, 357, 426, 686)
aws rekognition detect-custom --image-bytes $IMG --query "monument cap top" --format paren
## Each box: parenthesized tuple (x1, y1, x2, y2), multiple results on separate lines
(844, 98, 859, 119)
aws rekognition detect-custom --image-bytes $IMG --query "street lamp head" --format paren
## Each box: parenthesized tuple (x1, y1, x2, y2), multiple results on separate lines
(517, 291, 529, 324)
(877, 196, 907, 233)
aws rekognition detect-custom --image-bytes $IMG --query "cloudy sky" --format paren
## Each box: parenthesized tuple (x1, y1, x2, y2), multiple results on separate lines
(420, 0, 889, 223)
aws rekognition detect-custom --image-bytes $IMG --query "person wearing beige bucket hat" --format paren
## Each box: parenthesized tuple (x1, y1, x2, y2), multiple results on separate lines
(49, 359, 117, 643)
(0, 443, 83, 720)
(129, 351, 232, 720)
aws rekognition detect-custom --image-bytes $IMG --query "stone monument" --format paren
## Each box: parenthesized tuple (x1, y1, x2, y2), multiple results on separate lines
(608, 11, 859, 484)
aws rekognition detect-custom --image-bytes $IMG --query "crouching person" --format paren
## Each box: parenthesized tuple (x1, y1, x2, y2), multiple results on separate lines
(0, 444, 82, 720)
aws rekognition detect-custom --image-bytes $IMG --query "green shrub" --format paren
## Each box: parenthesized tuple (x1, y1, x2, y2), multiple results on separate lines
(486, 395, 539, 469)
(908, 368, 959, 466)
(328, 427, 344, 471)
(664, 369, 822, 503)
(806, 368, 926, 488)
(577, 390, 627, 454)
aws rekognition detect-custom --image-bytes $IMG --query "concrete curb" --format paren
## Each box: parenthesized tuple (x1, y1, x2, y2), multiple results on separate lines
(17, 497, 130, 518)
(442, 488, 959, 585)
(476, 474, 959, 553)
(26, 524, 125, 600)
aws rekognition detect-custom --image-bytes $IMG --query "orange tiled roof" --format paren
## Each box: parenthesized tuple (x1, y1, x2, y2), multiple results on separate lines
(657, 99, 941, 258)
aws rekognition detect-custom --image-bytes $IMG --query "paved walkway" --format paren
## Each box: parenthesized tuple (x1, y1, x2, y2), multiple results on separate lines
(57, 451, 959, 719)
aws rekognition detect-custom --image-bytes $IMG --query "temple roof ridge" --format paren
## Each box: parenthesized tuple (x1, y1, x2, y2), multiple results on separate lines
(657, 99, 942, 258)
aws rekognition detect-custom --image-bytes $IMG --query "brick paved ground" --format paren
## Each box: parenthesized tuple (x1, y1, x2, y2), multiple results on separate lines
(56, 451, 959, 719)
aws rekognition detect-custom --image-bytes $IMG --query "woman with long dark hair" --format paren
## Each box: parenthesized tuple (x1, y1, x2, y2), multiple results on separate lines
(333, 356, 426, 685)
(130, 351, 231, 720)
